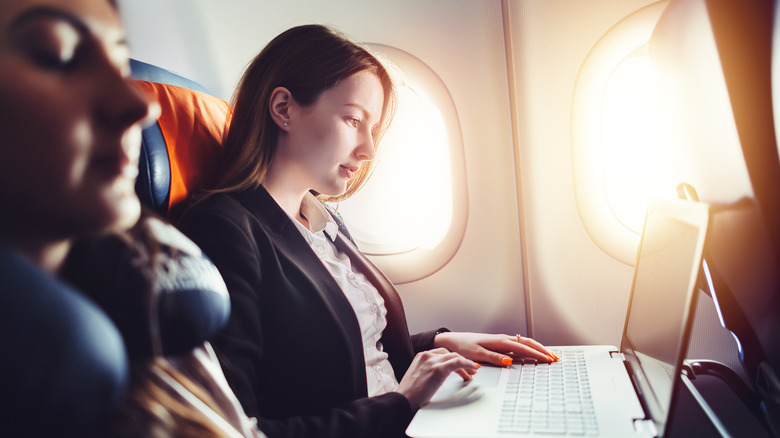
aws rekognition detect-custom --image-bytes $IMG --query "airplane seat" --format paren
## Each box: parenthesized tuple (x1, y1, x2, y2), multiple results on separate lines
(650, 0, 780, 434)
(0, 246, 129, 437)
(130, 59, 231, 221)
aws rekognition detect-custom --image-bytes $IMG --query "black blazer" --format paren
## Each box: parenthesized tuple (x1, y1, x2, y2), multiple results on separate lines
(177, 185, 439, 438)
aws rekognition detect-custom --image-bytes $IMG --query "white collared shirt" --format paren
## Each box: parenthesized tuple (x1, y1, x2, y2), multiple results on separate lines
(288, 193, 399, 396)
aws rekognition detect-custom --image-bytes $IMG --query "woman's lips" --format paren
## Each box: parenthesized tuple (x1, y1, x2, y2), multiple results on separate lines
(92, 152, 138, 180)
(340, 164, 358, 179)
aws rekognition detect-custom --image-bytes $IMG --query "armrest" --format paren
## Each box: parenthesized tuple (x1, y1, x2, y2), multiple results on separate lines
(685, 359, 777, 437)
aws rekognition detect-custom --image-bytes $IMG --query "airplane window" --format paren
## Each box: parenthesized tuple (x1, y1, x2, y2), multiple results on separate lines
(601, 46, 666, 234)
(571, 1, 669, 265)
(333, 44, 467, 283)
(336, 86, 452, 254)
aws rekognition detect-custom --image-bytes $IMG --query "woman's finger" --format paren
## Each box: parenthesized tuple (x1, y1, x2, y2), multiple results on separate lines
(474, 336, 556, 364)
(513, 335, 558, 361)
(397, 350, 481, 409)
(455, 368, 473, 381)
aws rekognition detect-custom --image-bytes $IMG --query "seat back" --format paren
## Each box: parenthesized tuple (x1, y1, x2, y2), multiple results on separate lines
(651, 0, 780, 434)
(130, 59, 231, 220)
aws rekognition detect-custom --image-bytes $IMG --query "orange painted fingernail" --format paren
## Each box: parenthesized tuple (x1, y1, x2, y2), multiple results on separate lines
(501, 356, 513, 366)
(474, 362, 481, 368)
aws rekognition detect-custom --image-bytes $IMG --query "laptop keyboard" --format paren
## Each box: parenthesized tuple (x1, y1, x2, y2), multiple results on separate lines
(498, 349, 599, 436)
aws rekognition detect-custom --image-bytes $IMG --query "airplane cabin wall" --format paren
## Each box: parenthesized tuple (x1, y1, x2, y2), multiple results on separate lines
(505, 0, 659, 346)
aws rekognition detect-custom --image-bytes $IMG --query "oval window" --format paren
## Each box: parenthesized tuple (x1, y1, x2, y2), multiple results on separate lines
(571, 1, 669, 265)
(333, 44, 467, 283)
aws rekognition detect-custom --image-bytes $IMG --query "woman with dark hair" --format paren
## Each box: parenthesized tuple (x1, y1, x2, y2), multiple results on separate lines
(0, 1, 265, 436)
(178, 24, 556, 438)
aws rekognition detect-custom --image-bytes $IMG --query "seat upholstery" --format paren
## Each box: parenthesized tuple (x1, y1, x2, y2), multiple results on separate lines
(130, 59, 231, 220)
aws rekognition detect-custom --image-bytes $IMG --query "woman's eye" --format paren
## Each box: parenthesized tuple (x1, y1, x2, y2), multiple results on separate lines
(17, 21, 81, 71)
(347, 117, 361, 128)
(30, 48, 75, 70)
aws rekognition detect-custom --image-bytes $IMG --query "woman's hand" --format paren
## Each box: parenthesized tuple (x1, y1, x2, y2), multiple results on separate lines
(433, 332, 558, 367)
(395, 348, 480, 410)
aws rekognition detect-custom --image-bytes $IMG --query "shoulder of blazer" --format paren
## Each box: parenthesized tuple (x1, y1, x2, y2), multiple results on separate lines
(232, 186, 299, 236)
(182, 186, 290, 236)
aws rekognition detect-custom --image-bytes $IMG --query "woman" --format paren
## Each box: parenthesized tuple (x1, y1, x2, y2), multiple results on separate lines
(177, 24, 557, 438)
(0, 1, 264, 436)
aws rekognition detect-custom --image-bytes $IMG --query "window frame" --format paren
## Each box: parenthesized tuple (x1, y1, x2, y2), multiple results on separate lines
(571, 1, 669, 265)
(336, 44, 468, 284)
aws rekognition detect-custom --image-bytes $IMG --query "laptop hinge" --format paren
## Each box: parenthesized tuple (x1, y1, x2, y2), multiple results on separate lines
(633, 418, 658, 437)
(610, 351, 625, 361)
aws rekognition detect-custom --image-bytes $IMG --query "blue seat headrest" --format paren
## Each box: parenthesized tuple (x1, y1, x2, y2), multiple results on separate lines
(130, 59, 210, 94)
(0, 247, 128, 437)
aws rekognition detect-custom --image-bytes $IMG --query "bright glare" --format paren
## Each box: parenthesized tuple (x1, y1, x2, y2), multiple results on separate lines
(336, 85, 453, 254)
(601, 54, 667, 233)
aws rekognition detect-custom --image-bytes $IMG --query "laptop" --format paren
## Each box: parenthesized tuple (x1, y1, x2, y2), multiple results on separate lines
(406, 198, 710, 438)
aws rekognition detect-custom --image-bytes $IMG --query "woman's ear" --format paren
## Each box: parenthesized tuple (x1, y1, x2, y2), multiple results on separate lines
(269, 87, 293, 131)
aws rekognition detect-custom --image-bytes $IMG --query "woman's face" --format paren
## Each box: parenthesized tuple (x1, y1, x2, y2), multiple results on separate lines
(282, 70, 384, 197)
(0, 0, 156, 241)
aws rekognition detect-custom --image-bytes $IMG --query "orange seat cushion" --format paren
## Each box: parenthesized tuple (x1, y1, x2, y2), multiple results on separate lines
(133, 80, 232, 220)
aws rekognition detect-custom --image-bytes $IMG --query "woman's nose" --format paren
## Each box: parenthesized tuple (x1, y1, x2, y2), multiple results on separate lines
(98, 67, 160, 131)
(355, 129, 376, 161)
(113, 81, 159, 130)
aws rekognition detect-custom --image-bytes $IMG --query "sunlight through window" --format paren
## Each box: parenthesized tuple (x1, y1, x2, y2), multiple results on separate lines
(336, 85, 453, 254)
(601, 51, 666, 233)
(330, 44, 467, 283)
(570, 1, 669, 265)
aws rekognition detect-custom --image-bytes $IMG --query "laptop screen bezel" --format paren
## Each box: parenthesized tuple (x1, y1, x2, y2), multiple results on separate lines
(618, 198, 709, 438)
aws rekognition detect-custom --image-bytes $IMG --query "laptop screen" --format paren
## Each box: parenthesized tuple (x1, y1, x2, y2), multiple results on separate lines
(620, 200, 709, 436)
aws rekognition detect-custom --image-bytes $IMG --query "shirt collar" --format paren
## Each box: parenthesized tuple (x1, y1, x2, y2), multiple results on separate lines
(300, 192, 340, 241)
